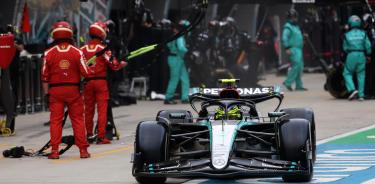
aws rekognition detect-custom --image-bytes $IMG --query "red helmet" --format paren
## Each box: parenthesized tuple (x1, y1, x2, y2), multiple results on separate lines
(89, 22, 108, 40)
(51, 21, 73, 40)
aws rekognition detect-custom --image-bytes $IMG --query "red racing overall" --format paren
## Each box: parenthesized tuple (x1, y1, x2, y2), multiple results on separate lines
(42, 42, 91, 158)
(81, 39, 123, 143)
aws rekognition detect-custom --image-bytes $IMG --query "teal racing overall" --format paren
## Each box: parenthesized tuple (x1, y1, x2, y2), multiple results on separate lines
(165, 36, 190, 101)
(282, 21, 305, 89)
(343, 16, 372, 98)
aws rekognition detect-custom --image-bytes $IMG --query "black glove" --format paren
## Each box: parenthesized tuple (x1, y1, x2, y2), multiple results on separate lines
(3, 146, 32, 158)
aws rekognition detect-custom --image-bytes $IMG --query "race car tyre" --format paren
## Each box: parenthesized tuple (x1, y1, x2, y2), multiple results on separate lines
(281, 108, 316, 162)
(280, 119, 313, 182)
(156, 110, 193, 124)
(135, 177, 166, 184)
(325, 66, 348, 99)
(133, 121, 168, 184)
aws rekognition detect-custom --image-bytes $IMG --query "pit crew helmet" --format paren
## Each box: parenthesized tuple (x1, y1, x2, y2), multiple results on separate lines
(89, 21, 108, 40)
(348, 15, 362, 28)
(287, 9, 299, 19)
(51, 21, 73, 40)
(363, 13, 374, 27)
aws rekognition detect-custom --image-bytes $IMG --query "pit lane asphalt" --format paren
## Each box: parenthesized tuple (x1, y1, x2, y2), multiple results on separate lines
(0, 73, 374, 184)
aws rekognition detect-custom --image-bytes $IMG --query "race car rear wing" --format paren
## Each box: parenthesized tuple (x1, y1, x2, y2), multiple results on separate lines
(189, 86, 284, 110)
(190, 86, 282, 98)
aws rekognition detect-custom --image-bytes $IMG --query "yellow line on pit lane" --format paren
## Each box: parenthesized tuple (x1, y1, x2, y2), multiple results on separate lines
(51, 145, 133, 164)
(0, 143, 11, 148)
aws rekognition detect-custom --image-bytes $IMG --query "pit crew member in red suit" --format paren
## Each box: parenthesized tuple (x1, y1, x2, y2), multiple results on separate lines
(81, 21, 127, 144)
(41, 21, 91, 159)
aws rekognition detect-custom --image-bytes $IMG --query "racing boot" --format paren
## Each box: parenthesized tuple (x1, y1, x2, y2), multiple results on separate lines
(97, 137, 111, 144)
(87, 134, 96, 144)
(283, 82, 293, 91)
(348, 90, 358, 101)
(80, 148, 91, 158)
(48, 148, 59, 159)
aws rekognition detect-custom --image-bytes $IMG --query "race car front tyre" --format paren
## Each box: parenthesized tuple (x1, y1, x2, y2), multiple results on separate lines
(280, 108, 316, 162)
(133, 121, 168, 184)
(280, 119, 313, 182)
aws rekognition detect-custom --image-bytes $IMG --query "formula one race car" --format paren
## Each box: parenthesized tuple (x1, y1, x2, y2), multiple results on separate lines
(132, 79, 316, 184)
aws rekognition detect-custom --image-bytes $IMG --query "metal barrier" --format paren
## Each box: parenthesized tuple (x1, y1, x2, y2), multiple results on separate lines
(16, 54, 46, 114)
(13, 54, 136, 114)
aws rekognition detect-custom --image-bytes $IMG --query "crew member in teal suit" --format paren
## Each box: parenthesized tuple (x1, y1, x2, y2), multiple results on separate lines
(282, 9, 306, 91)
(164, 20, 190, 104)
(343, 15, 372, 101)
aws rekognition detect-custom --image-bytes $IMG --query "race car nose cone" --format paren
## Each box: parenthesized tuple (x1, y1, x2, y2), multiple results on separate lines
(213, 159, 226, 166)
(211, 121, 237, 170)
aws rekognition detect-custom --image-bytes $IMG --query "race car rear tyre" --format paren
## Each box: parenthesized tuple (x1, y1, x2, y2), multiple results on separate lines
(281, 108, 316, 162)
(133, 121, 168, 184)
(156, 110, 193, 124)
(280, 119, 313, 182)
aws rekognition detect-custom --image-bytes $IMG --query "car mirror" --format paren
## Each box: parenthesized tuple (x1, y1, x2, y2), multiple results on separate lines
(268, 112, 286, 118)
(169, 113, 187, 119)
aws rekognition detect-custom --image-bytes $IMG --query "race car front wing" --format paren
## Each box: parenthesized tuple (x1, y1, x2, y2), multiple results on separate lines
(132, 156, 310, 178)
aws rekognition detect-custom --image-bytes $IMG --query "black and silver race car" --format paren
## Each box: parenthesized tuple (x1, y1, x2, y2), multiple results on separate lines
(132, 79, 316, 184)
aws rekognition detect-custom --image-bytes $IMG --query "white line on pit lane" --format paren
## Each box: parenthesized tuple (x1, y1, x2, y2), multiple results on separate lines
(317, 124, 375, 145)
(362, 178, 375, 184)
